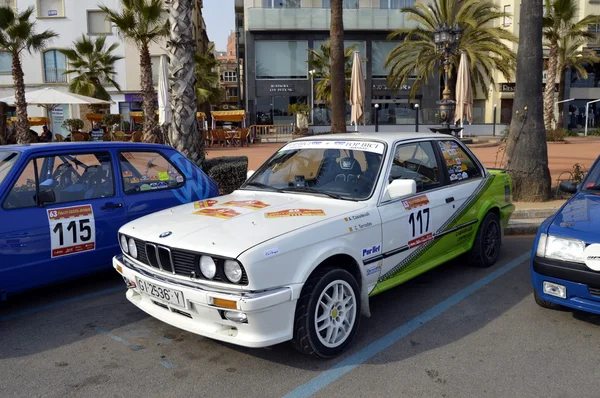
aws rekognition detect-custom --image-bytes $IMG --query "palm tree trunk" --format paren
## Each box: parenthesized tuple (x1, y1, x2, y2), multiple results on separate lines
(329, 0, 346, 133)
(139, 44, 160, 143)
(12, 53, 30, 143)
(543, 42, 559, 131)
(168, 0, 203, 166)
(505, 0, 551, 202)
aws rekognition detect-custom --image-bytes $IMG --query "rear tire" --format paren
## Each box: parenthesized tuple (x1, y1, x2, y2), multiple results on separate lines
(291, 268, 361, 359)
(468, 212, 501, 268)
(533, 289, 563, 310)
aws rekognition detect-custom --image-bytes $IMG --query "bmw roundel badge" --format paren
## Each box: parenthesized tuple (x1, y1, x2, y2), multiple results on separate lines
(159, 231, 172, 238)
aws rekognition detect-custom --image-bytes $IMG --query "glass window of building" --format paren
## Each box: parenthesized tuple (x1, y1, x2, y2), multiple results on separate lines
(0, 52, 11, 74)
(322, 0, 359, 7)
(255, 41, 308, 79)
(380, 0, 412, 8)
(37, 0, 64, 17)
(255, 96, 308, 125)
(312, 40, 366, 72)
(43, 50, 67, 83)
(223, 71, 237, 82)
(372, 41, 405, 79)
(262, 0, 301, 8)
(87, 10, 111, 34)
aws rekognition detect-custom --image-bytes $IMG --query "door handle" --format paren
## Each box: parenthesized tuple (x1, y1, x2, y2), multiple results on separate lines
(101, 202, 123, 210)
(445, 197, 455, 203)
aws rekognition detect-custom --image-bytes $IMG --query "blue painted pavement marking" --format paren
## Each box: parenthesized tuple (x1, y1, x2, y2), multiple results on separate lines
(0, 286, 123, 322)
(160, 361, 177, 369)
(284, 251, 531, 398)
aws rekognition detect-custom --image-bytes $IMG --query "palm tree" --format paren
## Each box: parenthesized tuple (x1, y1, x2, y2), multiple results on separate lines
(556, 37, 600, 127)
(329, 0, 346, 133)
(0, 6, 57, 143)
(195, 44, 223, 106)
(308, 41, 359, 107)
(505, 0, 551, 201)
(542, 0, 599, 130)
(59, 35, 123, 101)
(385, 0, 517, 101)
(100, 0, 169, 143)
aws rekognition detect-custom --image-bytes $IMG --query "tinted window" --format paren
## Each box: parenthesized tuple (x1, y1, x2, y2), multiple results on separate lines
(118, 151, 185, 195)
(3, 159, 38, 209)
(437, 141, 482, 183)
(389, 141, 441, 192)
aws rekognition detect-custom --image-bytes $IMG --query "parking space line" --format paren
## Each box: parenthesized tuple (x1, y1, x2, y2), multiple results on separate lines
(160, 361, 177, 369)
(0, 286, 123, 322)
(284, 251, 531, 398)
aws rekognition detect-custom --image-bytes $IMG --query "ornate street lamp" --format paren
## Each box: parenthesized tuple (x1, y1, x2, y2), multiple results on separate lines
(431, 22, 463, 135)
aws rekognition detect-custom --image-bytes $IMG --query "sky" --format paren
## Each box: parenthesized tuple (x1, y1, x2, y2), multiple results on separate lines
(203, 1, 235, 51)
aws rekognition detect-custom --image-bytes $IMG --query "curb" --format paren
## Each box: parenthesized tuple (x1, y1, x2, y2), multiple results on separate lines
(512, 208, 558, 219)
(505, 223, 540, 236)
(467, 142, 501, 148)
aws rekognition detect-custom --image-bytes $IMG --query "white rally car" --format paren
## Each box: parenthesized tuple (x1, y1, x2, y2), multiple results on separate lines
(113, 132, 514, 358)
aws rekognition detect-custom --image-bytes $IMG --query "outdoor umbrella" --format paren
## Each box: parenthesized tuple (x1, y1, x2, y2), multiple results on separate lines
(454, 50, 473, 138)
(158, 54, 171, 126)
(350, 51, 365, 131)
(0, 87, 111, 137)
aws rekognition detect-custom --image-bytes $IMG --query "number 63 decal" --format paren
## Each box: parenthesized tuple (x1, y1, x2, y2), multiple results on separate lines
(408, 208, 430, 238)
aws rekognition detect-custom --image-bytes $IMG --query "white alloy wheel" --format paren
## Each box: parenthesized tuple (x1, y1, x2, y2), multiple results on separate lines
(314, 280, 357, 348)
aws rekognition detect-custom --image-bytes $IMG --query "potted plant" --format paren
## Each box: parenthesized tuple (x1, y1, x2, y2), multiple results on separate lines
(102, 114, 122, 134)
(288, 103, 312, 138)
(62, 118, 84, 133)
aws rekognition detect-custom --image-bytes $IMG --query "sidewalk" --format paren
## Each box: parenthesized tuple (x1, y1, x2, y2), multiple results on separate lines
(505, 200, 565, 236)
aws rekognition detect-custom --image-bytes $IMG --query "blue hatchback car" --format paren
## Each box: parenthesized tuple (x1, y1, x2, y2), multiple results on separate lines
(531, 154, 600, 315)
(0, 142, 218, 299)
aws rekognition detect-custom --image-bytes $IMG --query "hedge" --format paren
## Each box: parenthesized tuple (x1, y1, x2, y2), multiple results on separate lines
(202, 156, 248, 195)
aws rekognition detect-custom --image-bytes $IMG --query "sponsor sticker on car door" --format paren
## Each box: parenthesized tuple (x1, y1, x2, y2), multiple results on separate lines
(47, 204, 96, 258)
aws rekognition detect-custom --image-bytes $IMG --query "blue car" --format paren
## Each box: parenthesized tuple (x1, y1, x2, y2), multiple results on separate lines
(531, 155, 600, 315)
(0, 142, 218, 299)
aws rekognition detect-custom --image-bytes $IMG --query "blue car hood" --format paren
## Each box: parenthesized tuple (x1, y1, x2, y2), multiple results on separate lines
(548, 192, 600, 244)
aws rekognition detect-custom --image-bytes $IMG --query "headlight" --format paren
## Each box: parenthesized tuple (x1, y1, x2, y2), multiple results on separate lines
(128, 238, 137, 258)
(537, 233, 585, 263)
(224, 260, 242, 284)
(120, 234, 128, 254)
(199, 255, 216, 279)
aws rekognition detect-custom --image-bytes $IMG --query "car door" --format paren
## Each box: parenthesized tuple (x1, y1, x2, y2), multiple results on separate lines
(431, 139, 487, 256)
(0, 150, 126, 295)
(374, 139, 449, 294)
(116, 149, 210, 222)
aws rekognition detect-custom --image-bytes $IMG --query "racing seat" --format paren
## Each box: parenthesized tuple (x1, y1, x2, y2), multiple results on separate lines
(334, 157, 362, 183)
(315, 149, 341, 185)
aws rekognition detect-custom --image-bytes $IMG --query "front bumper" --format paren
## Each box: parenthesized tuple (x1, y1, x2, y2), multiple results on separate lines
(113, 255, 298, 348)
(531, 256, 600, 315)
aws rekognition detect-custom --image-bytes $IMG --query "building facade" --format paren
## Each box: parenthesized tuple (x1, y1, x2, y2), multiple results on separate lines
(0, 0, 210, 135)
(236, 0, 441, 127)
(216, 31, 244, 111)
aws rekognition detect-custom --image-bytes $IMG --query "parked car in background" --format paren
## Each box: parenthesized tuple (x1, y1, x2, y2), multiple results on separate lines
(0, 142, 218, 299)
(113, 132, 515, 358)
(531, 155, 600, 315)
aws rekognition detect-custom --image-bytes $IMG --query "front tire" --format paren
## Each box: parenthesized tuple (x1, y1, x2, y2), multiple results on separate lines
(533, 289, 563, 310)
(468, 212, 501, 268)
(292, 268, 361, 358)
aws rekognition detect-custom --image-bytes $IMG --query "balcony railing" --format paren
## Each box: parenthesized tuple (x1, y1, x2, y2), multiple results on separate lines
(247, 5, 417, 31)
(44, 68, 67, 83)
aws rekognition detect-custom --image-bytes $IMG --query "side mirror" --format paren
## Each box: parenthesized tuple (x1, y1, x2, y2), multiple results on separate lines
(559, 181, 578, 194)
(387, 179, 417, 200)
(246, 170, 255, 180)
(36, 189, 56, 205)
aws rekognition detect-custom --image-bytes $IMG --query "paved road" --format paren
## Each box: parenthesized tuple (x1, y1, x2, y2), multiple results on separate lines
(1, 236, 599, 398)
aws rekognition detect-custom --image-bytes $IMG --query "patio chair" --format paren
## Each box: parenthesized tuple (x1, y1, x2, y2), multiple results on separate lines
(55, 134, 64, 142)
(71, 132, 85, 142)
(212, 129, 229, 147)
(130, 131, 143, 142)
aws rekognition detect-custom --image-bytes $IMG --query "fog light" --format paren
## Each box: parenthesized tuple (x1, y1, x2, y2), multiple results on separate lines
(543, 281, 566, 299)
(224, 311, 248, 323)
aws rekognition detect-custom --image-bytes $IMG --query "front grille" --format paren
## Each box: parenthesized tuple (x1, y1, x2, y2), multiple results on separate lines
(589, 286, 600, 297)
(131, 238, 248, 285)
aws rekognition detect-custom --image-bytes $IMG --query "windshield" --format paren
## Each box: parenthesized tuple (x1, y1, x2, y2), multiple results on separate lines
(0, 151, 19, 185)
(582, 156, 600, 192)
(243, 140, 385, 200)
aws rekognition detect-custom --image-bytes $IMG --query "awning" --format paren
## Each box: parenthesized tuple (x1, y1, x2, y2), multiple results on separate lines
(211, 110, 245, 122)
(129, 111, 144, 123)
(10, 116, 51, 126)
(197, 112, 206, 119)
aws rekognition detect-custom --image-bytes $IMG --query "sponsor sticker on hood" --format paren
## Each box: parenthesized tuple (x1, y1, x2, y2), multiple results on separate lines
(193, 208, 241, 219)
(265, 209, 326, 218)
(194, 200, 218, 209)
(222, 200, 270, 210)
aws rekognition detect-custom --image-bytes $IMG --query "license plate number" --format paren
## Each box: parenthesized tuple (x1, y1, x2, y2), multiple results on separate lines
(135, 277, 185, 308)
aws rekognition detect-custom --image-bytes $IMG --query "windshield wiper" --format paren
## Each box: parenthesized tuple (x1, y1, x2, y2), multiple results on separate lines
(283, 186, 343, 199)
(244, 182, 284, 192)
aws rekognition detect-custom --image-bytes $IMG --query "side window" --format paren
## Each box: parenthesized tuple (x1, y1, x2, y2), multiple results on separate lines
(40, 152, 115, 204)
(3, 159, 39, 210)
(118, 151, 185, 195)
(437, 141, 483, 183)
(389, 141, 441, 192)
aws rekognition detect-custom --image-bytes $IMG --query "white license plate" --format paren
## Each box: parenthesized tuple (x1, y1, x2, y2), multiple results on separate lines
(135, 277, 185, 308)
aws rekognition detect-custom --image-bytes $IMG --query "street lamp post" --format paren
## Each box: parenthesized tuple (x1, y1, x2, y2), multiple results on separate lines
(374, 103, 379, 132)
(431, 22, 462, 135)
(493, 104, 497, 136)
(309, 69, 316, 124)
(414, 103, 420, 132)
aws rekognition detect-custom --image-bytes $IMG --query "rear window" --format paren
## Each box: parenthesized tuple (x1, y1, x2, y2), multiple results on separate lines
(0, 151, 19, 185)
(118, 151, 185, 195)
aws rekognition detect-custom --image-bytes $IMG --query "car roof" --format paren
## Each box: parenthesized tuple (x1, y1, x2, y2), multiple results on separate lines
(293, 131, 449, 144)
(0, 142, 172, 154)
